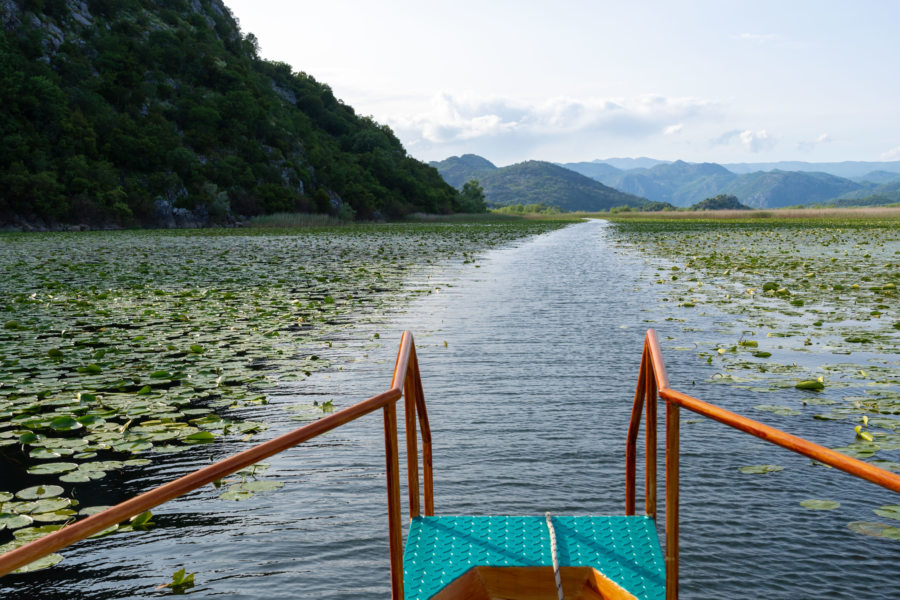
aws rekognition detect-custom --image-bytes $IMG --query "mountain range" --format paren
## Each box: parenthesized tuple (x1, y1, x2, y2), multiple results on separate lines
(430, 157, 897, 210)
(429, 156, 645, 211)
(561, 159, 900, 208)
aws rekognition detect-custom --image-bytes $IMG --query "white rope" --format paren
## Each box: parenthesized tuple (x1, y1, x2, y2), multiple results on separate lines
(545, 511, 564, 600)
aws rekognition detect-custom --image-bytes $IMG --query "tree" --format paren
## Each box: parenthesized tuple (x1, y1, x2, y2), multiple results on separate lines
(458, 179, 487, 213)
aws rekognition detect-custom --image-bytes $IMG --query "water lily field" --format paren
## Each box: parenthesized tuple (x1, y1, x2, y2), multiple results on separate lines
(608, 216, 900, 539)
(0, 221, 566, 575)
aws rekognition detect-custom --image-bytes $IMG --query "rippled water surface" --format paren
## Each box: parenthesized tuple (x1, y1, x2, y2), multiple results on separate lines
(6, 220, 900, 599)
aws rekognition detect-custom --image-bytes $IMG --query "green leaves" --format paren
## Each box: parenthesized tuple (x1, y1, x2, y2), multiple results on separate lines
(795, 379, 825, 391)
(160, 568, 195, 593)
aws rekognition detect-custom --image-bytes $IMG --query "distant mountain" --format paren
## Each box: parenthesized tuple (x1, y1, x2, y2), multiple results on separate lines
(690, 194, 751, 211)
(603, 160, 737, 206)
(563, 159, 870, 208)
(828, 180, 900, 206)
(559, 162, 622, 181)
(723, 161, 900, 178)
(721, 171, 862, 208)
(853, 170, 900, 185)
(596, 157, 670, 170)
(438, 160, 645, 211)
(428, 154, 497, 189)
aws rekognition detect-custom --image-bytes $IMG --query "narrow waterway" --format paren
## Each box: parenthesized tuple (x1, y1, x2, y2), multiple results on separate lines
(8, 220, 899, 599)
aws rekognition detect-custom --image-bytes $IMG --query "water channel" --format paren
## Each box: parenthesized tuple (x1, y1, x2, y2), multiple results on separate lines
(7, 219, 900, 599)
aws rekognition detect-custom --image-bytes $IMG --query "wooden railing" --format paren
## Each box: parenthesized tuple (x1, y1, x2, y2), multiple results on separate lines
(0, 331, 432, 600)
(626, 329, 900, 600)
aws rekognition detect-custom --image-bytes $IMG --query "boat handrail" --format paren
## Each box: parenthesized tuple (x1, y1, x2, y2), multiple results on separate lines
(0, 331, 430, 600)
(626, 328, 900, 600)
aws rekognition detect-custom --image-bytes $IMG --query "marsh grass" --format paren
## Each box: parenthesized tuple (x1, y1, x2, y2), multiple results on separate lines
(585, 206, 900, 222)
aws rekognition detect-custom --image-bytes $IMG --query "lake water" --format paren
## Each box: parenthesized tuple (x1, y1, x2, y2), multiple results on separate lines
(6, 219, 899, 598)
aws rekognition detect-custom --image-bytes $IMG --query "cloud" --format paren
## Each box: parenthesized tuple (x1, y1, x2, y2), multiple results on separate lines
(389, 92, 717, 154)
(712, 128, 776, 153)
(798, 133, 831, 152)
(881, 146, 900, 161)
(663, 124, 683, 136)
(735, 33, 777, 44)
(740, 129, 775, 152)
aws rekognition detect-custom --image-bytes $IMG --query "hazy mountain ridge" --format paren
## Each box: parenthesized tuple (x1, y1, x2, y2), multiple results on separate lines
(721, 160, 900, 178)
(428, 154, 497, 188)
(720, 170, 862, 208)
(430, 158, 645, 211)
(573, 158, 900, 208)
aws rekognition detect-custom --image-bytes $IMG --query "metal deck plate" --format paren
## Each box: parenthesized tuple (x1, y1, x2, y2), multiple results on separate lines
(403, 515, 665, 599)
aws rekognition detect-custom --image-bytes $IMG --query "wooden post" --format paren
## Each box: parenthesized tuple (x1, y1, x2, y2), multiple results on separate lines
(405, 363, 421, 519)
(412, 350, 435, 516)
(625, 349, 647, 516)
(384, 402, 404, 600)
(645, 353, 658, 521)
(665, 400, 680, 600)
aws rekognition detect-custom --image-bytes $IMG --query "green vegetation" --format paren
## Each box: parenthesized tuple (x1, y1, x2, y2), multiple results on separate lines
(0, 221, 568, 571)
(608, 218, 900, 515)
(600, 206, 900, 222)
(689, 194, 751, 211)
(611, 216, 900, 538)
(457, 180, 488, 213)
(160, 567, 195, 593)
(0, 1, 458, 227)
(492, 203, 562, 215)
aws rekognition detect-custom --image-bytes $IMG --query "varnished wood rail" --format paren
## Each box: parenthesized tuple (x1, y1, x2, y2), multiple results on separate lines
(0, 331, 432, 600)
(626, 329, 900, 600)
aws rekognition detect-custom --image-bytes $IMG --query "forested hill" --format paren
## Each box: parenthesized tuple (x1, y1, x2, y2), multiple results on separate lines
(0, 0, 458, 227)
(469, 160, 645, 211)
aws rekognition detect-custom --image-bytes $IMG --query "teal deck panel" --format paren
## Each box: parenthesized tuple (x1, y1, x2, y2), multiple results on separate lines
(403, 515, 664, 599)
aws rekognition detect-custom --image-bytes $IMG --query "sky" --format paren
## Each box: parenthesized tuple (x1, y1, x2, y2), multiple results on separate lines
(224, 0, 900, 167)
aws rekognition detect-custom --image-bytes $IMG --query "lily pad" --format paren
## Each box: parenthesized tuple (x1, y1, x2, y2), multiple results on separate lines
(738, 464, 785, 474)
(873, 505, 900, 521)
(16, 485, 64, 500)
(14, 524, 63, 541)
(26, 462, 78, 475)
(800, 499, 840, 510)
(0, 513, 34, 530)
(49, 416, 83, 431)
(230, 480, 284, 493)
(12, 553, 63, 573)
(847, 521, 900, 538)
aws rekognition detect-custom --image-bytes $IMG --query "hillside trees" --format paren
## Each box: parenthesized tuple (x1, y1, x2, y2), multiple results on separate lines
(0, 0, 457, 226)
(457, 179, 487, 213)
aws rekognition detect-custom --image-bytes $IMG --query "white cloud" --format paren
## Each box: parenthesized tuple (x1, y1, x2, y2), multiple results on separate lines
(798, 133, 831, 152)
(663, 124, 684, 135)
(712, 128, 776, 153)
(881, 146, 900, 161)
(740, 129, 775, 152)
(389, 92, 717, 153)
